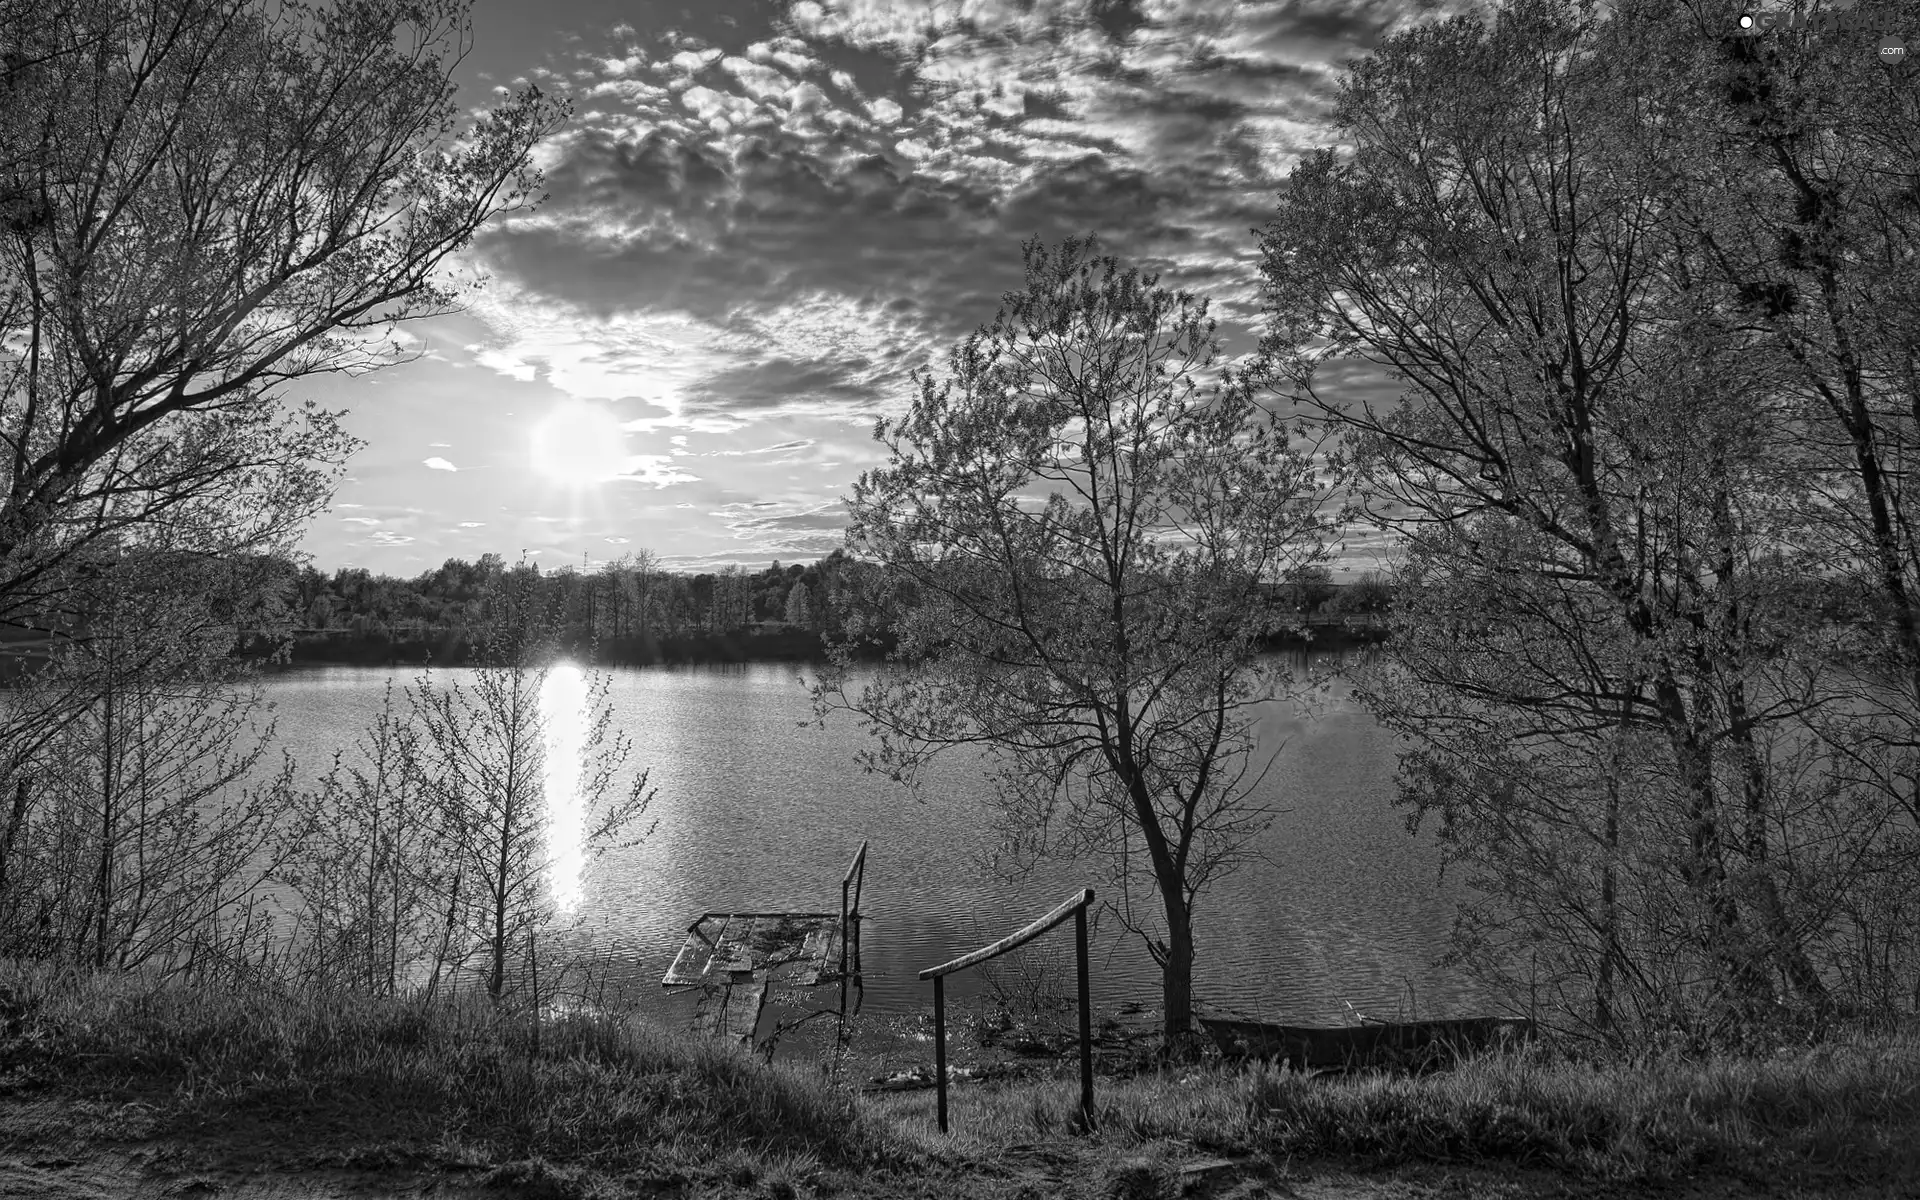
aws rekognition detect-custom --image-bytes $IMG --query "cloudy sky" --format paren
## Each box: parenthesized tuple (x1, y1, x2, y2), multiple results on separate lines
(299, 0, 1466, 577)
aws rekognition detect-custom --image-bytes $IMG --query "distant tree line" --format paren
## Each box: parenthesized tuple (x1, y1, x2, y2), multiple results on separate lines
(258, 553, 1396, 662)
(256, 549, 886, 665)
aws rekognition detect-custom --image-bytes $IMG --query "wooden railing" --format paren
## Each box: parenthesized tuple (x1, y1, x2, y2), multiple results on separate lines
(918, 887, 1096, 1134)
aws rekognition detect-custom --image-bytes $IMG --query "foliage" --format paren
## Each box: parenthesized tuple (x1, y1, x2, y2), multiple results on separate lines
(1258, 0, 1919, 1044)
(270, 549, 872, 651)
(811, 235, 1338, 1054)
(0, 550, 296, 977)
(784, 579, 813, 630)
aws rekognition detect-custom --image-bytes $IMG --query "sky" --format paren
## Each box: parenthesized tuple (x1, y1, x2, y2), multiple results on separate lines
(296, 0, 1473, 578)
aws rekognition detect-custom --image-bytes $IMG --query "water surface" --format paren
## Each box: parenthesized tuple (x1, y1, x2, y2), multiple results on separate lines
(261, 658, 1486, 1026)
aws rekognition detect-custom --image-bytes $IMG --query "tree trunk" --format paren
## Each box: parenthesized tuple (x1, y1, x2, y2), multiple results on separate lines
(1156, 883, 1197, 1060)
(489, 874, 508, 1004)
(1596, 766, 1619, 1040)
(92, 676, 115, 970)
(1726, 680, 1830, 1015)
(0, 776, 31, 901)
(1652, 676, 1767, 1016)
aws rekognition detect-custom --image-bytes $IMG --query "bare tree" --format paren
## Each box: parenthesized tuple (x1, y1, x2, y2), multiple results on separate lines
(0, 551, 296, 974)
(282, 680, 446, 997)
(0, 0, 565, 627)
(1257, 0, 1911, 1041)
(810, 236, 1338, 1056)
(409, 574, 655, 1005)
(1662, 0, 1920, 1017)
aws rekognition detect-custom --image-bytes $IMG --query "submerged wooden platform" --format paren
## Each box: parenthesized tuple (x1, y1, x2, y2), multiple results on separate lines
(663, 842, 868, 1049)
(662, 911, 850, 1046)
(663, 912, 845, 987)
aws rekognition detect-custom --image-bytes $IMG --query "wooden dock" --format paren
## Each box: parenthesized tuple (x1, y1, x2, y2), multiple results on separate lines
(662, 843, 868, 1048)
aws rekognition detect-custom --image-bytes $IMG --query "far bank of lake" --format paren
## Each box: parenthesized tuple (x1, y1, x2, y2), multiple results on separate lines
(239, 615, 1390, 670)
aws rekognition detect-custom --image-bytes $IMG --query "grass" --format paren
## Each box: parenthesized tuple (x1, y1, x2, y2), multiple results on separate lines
(865, 1040, 1920, 1185)
(0, 957, 900, 1194)
(3, 956, 1918, 1197)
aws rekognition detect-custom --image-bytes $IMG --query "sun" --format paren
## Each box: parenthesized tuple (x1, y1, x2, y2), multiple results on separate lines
(530, 402, 628, 484)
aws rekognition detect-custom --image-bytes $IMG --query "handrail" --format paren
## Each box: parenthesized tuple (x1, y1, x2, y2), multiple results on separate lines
(918, 887, 1093, 980)
(843, 840, 868, 890)
(916, 886, 1097, 1135)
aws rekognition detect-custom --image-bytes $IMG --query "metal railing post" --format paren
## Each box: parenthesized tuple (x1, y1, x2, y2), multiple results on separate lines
(1076, 903, 1094, 1131)
(933, 974, 948, 1133)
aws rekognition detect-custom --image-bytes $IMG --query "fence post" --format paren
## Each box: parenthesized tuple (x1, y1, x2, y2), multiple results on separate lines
(933, 974, 948, 1133)
(1076, 903, 1094, 1131)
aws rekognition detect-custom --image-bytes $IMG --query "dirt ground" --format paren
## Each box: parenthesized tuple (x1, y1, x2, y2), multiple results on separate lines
(1, 1090, 1908, 1200)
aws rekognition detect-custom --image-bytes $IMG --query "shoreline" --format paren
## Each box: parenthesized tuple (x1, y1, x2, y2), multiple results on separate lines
(236, 622, 1388, 672)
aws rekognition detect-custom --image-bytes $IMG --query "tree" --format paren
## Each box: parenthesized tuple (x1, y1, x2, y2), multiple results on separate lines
(0, 550, 297, 975)
(0, 0, 565, 629)
(284, 680, 446, 997)
(784, 579, 813, 630)
(408, 572, 655, 1004)
(711, 566, 752, 632)
(1256, 0, 1896, 1042)
(1666, 0, 1920, 1019)
(1350, 571, 1393, 615)
(1285, 564, 1336, 613)
(810, 236, 1338, 1055)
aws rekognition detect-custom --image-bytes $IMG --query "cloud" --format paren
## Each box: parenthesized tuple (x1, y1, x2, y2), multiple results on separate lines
(605, 536, 630, 543)
(423, 457, 458, 471)
(714, 501, 848, 537)
(684, 357, 880, 415)
(459, 521, 487, 528)
(430, 0, 1473, 565)
(616, 455, 702, 488)
(342, 516, 381, 526)
(368, 531, 415, 546)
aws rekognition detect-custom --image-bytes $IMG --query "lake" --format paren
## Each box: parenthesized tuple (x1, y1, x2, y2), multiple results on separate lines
(259, 656, 1488, 1031)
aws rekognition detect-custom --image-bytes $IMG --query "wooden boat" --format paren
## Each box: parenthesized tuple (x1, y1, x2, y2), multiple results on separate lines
(1199, 1014, 1533, 1073)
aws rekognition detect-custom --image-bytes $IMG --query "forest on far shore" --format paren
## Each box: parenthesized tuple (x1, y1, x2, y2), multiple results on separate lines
(234, 552, 1395, 666)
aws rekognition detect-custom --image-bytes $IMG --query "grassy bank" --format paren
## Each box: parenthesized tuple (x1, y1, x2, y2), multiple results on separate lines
(2, 960, 1916, 1198)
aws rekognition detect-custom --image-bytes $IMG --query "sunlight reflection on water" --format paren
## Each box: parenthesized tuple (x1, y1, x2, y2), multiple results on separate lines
(540, 662, 589, 915)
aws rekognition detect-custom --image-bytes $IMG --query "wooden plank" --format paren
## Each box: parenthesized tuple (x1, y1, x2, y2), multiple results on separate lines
(711, 916, 756, 974)
(691, 987, 723, 1037)
(792, 923, 835, 985)
(724, 980, 767, 1045)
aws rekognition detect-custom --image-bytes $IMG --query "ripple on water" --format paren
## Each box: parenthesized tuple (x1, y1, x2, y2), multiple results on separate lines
(255, 659, 1487, 1027)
